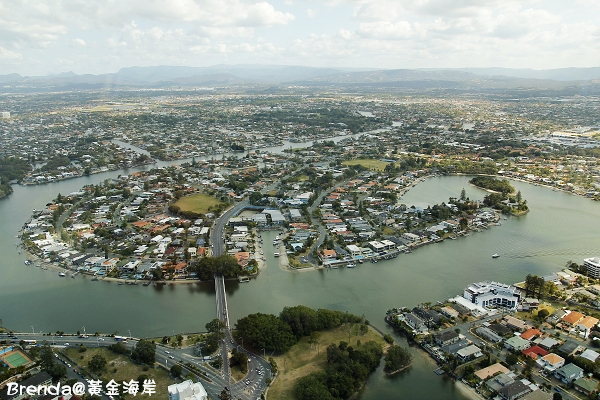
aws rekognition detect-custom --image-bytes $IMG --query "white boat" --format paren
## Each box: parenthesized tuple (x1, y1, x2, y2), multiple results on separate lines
(58, 272, 66, 277)
(274, 252, 280, 257)
(24, 260, 31, 265)
(275, 236, 280, 240)
(347, 263, 356, 268)
(492, 253, 500, 259)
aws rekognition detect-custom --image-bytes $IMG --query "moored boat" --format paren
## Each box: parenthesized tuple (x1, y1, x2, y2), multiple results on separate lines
(492, 253, 500, 258)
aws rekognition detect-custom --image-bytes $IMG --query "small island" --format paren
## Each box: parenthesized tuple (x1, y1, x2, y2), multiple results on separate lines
(469, 176, 529, 215)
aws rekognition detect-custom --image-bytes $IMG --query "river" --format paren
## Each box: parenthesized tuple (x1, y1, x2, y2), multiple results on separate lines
(1, 149, 599, 398)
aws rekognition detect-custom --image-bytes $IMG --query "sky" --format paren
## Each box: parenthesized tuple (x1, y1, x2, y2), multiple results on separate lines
(1, 0, 599, 76)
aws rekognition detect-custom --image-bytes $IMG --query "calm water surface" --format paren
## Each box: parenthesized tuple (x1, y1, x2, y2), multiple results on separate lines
(1, 171, 598, 399)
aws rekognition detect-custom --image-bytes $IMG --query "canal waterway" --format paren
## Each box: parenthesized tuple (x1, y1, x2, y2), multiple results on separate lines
(1, 152, 599, 398)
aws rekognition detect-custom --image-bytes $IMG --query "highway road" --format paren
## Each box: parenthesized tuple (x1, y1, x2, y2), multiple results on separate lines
(209, 199, 271, 399)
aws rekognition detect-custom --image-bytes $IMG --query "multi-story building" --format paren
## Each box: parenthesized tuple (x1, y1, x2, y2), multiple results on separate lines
(583, 257, 600, 279)
(463, 281, 521, 310)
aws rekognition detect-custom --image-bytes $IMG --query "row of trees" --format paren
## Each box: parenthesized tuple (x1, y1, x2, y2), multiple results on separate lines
(188, 255, 243, 281)
(469, 176, 514, 194)
(236, 306, 366, 354)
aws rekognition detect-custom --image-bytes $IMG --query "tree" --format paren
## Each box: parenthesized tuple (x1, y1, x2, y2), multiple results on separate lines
(553, 392, 563, 400)
(505, 353, 519, 366)
(218, 389, 232, 400)
(131, 339, 156, 364)
(170, 364, 183, 378)
(88, 354, 107, 372)
(460, 188, 466, 201)
(38, 342, 67, 380)
(235, 313, 297, 353)
(537, 309, 550, 321)
(384, 345, 412, 373)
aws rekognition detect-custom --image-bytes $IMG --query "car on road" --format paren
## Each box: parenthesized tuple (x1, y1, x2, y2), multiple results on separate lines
(169, 355, 175, 359)
(165, 350, 170, 354)
(64, 343, 69, 347)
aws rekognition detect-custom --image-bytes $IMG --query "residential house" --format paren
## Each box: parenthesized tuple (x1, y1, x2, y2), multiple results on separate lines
(520, 328, 542, 341)
(457, 345, 483, 362)
(440, 306, 459, 319)
(579, 349, 600, 362)
(561, 311, 584, 327)
(576, 315, 599, 338)
(573, 377, 598, 396)
(498, 381, 532, 400)
(554, 363, 584, 384)
(522, 346, 548, 360)
(434, 330, 460, 347)
(504, 336, 531, 352)
(503, 316, 530, 332)
(538, 353, 565, 371)
(474, 363, 509, 381)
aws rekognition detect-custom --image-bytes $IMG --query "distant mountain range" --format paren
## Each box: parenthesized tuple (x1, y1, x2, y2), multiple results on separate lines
(1, 64, 599, 92)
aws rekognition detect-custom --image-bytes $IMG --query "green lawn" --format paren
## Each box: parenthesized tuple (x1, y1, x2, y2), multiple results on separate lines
(269, 324, 386, 400)
(172, 193, 226, 214)
(63, 346, 175, 398)
(342, 159, 391, 171)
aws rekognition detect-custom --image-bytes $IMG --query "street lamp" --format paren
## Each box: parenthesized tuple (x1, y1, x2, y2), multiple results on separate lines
(31, 325, 34, 334)
(97, 337, 100, 348)
(262, 348, 265, 357)
(128, 330, 131, 339)
(52, 335, 55, 345)
(82, 326, 86, 336)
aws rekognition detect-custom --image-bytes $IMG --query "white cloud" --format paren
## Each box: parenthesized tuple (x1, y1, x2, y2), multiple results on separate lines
(307, 9, 317, 18)
(357, 21, 413, 40)
(72, 38, 86, 46)
(0, 46, 22, 59)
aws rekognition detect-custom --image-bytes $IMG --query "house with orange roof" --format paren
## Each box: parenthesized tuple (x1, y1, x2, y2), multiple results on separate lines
(233, 252, 251, 267)
(174, 262, 187, 275)
(562, 311, 585, 327)
(197, 247, 207, 257)
(576, 315, 599, 338)
(539, 353, 565, 371)
(321, 249, 337, 260)
(521, 328, 542, 341)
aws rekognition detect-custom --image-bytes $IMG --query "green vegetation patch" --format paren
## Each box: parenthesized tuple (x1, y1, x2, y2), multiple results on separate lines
(342, 158, 390, 171)
(269, 324, 386, 400)
(172, 193, 226, 214)
(64, 346, 174, 398)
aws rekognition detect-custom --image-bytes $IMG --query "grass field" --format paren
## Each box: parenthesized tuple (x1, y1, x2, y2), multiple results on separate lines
(172, 193, 226, 214)
(64, 347, 175, 398)
(342, 159, 391, 171)
(268, 324, 386, 400)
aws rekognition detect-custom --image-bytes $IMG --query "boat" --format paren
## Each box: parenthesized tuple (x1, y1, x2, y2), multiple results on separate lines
(118, 281, 124, 285)
(492, 253, 500, 259)
(274, 252, 280, 257)
(58, 272, 66, 277)
(275, 236, 280, 240)
(36, 263, 41, 268)
(358, 259, 364, 264)
(330, 265, 338, 269)
(238, 277, 250, 283)
(24, 260, 31, 265)
(347, 263, 355, 268)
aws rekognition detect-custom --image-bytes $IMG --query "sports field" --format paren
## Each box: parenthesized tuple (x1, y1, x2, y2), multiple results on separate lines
(342, 158, 391, 171)
(172, 193, 226, 214)
(1, 350, 31, 368)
